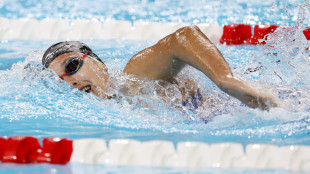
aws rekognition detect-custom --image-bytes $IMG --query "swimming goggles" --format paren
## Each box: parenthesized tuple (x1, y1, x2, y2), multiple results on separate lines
(60, 53, 88, 80)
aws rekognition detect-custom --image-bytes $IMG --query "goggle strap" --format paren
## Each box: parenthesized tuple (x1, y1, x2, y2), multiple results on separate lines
(60, 73, 66, 80)
(81, 53, 88, 59)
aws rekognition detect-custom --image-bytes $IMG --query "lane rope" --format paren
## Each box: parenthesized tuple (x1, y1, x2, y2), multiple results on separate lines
(0, 136, 310, 171)
(0, 18, 309, 43)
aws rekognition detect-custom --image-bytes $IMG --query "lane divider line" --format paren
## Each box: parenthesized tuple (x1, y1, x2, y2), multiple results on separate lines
(0, 17, 222, 43)
(0, 18, 309, 44)
(0, 136, 310, 172)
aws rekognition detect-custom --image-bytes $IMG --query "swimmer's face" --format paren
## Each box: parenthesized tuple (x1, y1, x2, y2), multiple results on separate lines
(48, 52, 110, 99)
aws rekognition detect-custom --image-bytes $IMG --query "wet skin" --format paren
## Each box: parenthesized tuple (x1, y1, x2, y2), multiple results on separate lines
(48, 26, 277, 110)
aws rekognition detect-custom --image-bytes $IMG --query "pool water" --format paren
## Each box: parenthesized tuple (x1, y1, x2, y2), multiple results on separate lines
(0, 0, 310, 173)
(1, 163, 306, 174)
(1, 0, 307, 25)
(1, 38, 310, 145)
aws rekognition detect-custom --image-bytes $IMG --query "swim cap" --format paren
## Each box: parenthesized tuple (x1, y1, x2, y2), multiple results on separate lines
(42, 41, 103, 68)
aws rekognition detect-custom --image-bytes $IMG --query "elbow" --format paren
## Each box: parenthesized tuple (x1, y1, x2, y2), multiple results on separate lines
(172, 25, 206, 47)
(167, 25, 201, 51)
(157, 25, 201, 48)
(174, 25, 201, 38)
(176, 25, 200, 34)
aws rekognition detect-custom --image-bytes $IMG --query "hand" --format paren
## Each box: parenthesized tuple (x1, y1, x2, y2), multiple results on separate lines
(243, 93, 277, 111)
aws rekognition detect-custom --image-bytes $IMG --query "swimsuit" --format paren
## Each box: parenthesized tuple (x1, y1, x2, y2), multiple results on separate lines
(182, 92, 213, 124)
(182, 92, 203, 110)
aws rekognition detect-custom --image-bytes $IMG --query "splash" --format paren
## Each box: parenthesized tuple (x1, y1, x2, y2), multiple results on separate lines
(244, 1, 310, 114)
(246, 0, 309, 84)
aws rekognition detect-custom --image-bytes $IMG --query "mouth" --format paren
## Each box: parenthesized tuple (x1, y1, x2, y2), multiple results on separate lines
(80, 85, 92, 93)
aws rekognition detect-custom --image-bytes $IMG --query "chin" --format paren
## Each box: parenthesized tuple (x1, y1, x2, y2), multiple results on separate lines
(93, 90, 106, 99)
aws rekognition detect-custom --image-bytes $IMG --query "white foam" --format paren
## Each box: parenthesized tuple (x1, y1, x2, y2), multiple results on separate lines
(0, 17, 221, 42)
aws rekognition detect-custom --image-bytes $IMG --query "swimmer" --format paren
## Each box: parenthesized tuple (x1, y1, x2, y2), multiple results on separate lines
(42, 26, 277, 110)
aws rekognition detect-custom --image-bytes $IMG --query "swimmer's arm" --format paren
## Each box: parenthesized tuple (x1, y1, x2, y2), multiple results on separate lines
(124, 26, 277, 110)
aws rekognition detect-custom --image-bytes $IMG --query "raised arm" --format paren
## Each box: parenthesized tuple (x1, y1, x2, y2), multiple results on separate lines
(124, 26, 277, 110)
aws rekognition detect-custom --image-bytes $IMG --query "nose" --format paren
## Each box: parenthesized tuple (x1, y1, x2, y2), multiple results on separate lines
(64, 77, 78, 87)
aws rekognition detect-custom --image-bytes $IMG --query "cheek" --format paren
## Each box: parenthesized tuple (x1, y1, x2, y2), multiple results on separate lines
(87, 61, 107, 76)
(90, 68, 109, 84)
(80, 63, 106, 82)
(73, 67, 88, 78)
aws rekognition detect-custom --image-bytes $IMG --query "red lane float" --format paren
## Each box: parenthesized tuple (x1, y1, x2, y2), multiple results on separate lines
(248, 25, 279, 44)
(221, 24, 309, 45)
(2, 136, 41, 163)
(220, 24, 279, 45)
(220, 24, 252, 45)
(0, 137, 6, 161)
(0, 136, 72, 164)
(36, 137, 73, 164)
(303, 28, 310, 40)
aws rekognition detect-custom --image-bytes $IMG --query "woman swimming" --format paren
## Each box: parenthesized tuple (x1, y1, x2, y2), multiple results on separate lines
(42, 26, 277, 110)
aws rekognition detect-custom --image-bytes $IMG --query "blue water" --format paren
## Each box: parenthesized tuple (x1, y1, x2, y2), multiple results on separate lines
(0, 0, 310, 173)
(0, 0, 309, 25)
(1, 39, 310, 145)
(2, 163, 308, 174)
